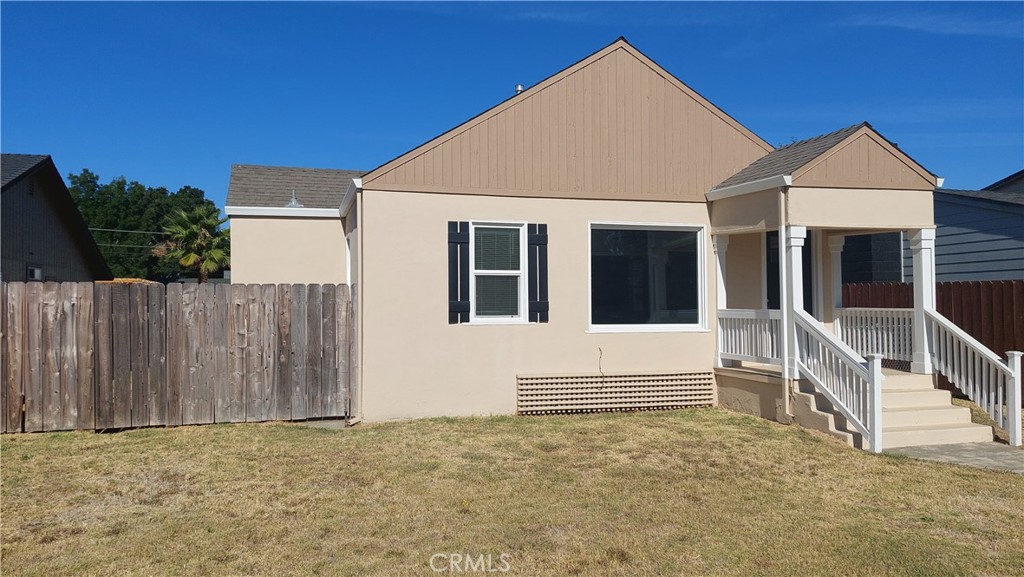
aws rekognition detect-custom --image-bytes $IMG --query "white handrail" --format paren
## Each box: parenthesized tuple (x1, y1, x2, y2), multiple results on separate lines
(835, 307, 914, 362)
(927, 309, 1022, 446)
(717, 309, 783, 365)
(794, 308, 884, 453)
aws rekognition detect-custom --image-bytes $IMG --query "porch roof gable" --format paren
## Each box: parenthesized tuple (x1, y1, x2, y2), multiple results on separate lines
(709, 122, 937, 198)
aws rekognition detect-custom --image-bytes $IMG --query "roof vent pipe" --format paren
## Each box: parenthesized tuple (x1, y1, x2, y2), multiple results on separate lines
(515, 84, 524, 94)
(285, 189, 304, 208)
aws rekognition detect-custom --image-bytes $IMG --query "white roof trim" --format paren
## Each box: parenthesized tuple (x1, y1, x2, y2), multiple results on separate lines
(706, 175, 793, 201)
(225, 205, 340, 218)
(341, 177, 362, 217)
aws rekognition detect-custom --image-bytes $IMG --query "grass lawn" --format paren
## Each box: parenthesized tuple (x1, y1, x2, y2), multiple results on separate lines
(2, 408, 1023, 576)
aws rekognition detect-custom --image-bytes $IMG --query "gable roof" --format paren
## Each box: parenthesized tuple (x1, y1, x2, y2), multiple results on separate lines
(937, 188, 1024, 207)
(711, 122, 936, 192)
(1, 153, 113, 279)
(713, 123, 867, 190)
(226, 164, 364, 209)
(983, 169, 1024, 194)
(360, 37, 774, 202)
(1, 153, 50, 189)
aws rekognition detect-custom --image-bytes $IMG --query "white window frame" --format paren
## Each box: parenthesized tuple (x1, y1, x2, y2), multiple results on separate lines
(587, 221, 708, 333)
(468, 221, 529, 325)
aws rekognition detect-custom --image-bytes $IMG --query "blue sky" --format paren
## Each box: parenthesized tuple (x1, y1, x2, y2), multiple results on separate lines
(2, 2, 1022, 209)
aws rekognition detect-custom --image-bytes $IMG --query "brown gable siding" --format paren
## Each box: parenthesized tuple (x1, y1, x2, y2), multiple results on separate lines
(793, 131, 935, 191)
(362, 41, 771, 203)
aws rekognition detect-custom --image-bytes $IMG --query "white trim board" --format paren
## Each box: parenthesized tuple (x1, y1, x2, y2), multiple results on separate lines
(706, 175, 792, 201)
(225, 205, 341, 218)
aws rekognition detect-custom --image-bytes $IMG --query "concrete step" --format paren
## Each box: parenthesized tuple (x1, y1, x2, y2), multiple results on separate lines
(883, 423, 993, 448)
(882, 405, 973, 427)
(881, 373, 935, 391)
(882, 388, 952, 409)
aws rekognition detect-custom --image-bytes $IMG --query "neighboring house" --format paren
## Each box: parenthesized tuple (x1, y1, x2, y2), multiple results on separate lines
(928, 183, 1024, 281)
(1, 153, 112, 282)
(229, 38, 1019, 450)
(225, 164, 363, 284)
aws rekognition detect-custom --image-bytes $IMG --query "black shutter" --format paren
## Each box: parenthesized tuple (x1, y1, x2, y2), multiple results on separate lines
(448, 221, 470, 323)
(528, 223, 549, 323)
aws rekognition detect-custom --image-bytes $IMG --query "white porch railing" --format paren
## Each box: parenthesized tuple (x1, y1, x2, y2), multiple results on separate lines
(835, 308, 914, 362)
(927, 310, 1022, 446)
(794, 308, 884, 453)
(717, 309, 783, 365)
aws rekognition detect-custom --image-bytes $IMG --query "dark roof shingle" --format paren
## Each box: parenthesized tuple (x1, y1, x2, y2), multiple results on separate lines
(1, 153, 50, 189)
(226, 164, 365, 209)
(712, 122, 869, 190)
(936, 188, 1024, 207)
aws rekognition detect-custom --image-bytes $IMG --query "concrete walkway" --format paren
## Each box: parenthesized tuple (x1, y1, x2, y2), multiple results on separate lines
(887, 442, 1024, 474)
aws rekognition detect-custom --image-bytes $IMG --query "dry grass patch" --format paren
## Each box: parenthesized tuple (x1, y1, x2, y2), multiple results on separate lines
(2, 408, 1023, 576)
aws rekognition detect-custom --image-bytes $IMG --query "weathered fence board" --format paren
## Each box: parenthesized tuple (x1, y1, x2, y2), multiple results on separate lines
(147, 283, 166, 426)
(2, 282, 352, 433)
(25, 282, 44, 432)
(291, 284, 309, 421)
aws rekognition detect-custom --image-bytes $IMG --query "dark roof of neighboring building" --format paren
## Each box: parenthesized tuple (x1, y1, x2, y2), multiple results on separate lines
(1, 153, 50, 189)
(712, 122, 869, 190)
(936, 188, 1024, 207)
(983, 169, 1024, 194)
(0, 153, 113, 279)
(226, 164, 365, 209)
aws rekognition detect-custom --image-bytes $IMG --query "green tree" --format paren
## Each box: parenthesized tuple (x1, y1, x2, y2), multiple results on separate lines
(68, 169, 221, 281)
(152, 205, 231, 283)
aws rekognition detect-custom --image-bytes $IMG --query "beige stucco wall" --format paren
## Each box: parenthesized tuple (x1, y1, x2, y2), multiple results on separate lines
(709, 188, 780, 234)
(229, 217, 347, 284)
(359, 190, 719, 421)
(787, 187, 934, 229)
(724, 232, 763, 309)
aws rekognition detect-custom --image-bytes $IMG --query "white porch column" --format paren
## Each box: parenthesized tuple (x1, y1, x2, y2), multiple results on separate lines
(910, 229, 936, 374)
(712, 235, 731, 368)
(785, 226, 807, 379)
(827, 232, 843, 327)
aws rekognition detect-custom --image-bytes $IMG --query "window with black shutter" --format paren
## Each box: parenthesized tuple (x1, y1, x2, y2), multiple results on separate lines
(448, 221, 548, 324)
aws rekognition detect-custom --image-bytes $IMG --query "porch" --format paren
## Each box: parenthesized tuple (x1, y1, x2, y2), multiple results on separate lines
(705, 124, 1022, 452)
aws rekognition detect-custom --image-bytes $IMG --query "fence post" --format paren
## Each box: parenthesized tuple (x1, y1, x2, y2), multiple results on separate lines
(1007, 351, 1022, 447)
(867, 354, 884, 453)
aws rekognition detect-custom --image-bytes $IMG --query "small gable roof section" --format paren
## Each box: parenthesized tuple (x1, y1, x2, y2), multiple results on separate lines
(361, 38, 773, 203)
(227, 164, 364, 209)
(712, 122, 937, 195)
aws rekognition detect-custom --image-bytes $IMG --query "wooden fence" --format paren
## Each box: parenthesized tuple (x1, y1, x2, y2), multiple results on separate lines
(1, 282, 354, 433)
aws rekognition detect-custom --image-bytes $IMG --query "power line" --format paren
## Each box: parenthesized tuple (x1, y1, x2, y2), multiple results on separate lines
(89, 227, 166, 235)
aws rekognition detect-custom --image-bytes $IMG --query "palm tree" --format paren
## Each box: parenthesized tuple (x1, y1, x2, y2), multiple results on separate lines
(152, 205, 230, 283)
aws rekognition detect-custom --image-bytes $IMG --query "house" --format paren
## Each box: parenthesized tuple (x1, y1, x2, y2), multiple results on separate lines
(225, 164, 363, 284)
(928, 179, 1024, 281)
(230, 38, 1021, 451)
(1, 154, 112, 282)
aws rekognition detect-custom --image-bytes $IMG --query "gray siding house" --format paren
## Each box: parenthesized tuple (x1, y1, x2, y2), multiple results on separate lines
(1, 154, 112, 282)
(928, 185, 1023, 281)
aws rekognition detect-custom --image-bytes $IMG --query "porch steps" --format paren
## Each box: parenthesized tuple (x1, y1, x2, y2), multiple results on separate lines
(795, 370, 994, 450)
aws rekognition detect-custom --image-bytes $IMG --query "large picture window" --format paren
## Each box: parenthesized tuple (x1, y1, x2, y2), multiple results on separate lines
(590, 224, 704, 331)
(471, 223, 526, 321)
